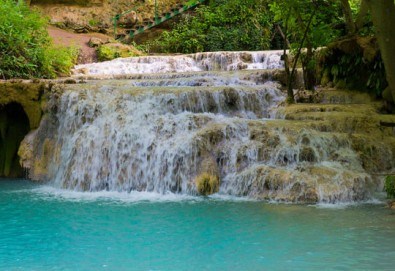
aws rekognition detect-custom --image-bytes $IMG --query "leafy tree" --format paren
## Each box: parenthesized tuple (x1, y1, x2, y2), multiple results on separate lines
(270, 0, 341, 102)
(0, 0, 77, 79)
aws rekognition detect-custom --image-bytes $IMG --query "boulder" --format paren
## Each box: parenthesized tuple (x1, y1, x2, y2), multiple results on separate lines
(88, 37, 104, 47)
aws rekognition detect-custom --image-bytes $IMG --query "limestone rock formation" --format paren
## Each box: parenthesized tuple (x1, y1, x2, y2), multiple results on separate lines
(0, 82, 49, 177)
(30, 0, 182, 34)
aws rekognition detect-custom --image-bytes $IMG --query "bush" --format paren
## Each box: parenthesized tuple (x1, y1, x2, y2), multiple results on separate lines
(385, 176, 395, 199)
(0, 0, 77, 79)
(97, 43, 142, 62)
(146, 0, 272, 53)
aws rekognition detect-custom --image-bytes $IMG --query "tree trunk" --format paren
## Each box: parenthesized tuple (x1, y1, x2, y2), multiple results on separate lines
(340, 0, 356, 34)
(281, 8, 294, 103)
(287, 10, 316, 102)
(355, 0, 369, 30)
(275, 24, 291, 49)
(367, 0, 395, 102)
(301, 42, 315, 91)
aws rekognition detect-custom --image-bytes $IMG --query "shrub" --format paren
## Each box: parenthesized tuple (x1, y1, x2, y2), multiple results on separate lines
(97, 43, 142, 62)
(145, 0, 272, 53)
(42, 45, 79, 77)
(0, 0, 77, 79)
(385, 176, 395, 199)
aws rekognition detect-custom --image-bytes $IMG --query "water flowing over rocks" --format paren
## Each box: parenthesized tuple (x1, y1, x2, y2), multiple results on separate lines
(19, 51, 395, 203)
(72, 51, 284, 79)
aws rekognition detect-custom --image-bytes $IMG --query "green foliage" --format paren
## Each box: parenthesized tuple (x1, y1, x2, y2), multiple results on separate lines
(129, 41, 151, 55)
(88, 19, 99, 27)
(43, 46, 79, 78)
(269, 0, 341, 50)
(145, 0, 271, 53)
(348, 0, 362, 16)
(98, 45, 121, 61)
(321, 49, 387, 95)
(269, 0, 344, 94)
(97, 43, 141, 62)
(385, 176, 395, 199)
(0, 0, 77, 79)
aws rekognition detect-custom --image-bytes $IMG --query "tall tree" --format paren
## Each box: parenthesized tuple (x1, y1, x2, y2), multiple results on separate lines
(340, 0, 356, 34)
(270, 0, 338, 102)
(365, 0, 395, 102)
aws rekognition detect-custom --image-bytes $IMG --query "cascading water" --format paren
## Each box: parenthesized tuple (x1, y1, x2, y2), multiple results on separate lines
(22, 51, 395, 203)
(72, 51, 284, 78)
(52, 80, 284, 193)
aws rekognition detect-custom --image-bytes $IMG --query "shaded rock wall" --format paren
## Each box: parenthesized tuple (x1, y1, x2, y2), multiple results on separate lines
(0, 103, 30, 177)
(0, 82, 50, 178)
(316, 36, 387, 96)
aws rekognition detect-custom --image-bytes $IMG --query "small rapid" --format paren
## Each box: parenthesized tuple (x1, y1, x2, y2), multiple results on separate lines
(72, 51, 284, 78)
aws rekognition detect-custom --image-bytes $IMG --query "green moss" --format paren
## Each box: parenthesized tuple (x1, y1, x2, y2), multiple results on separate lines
(385, 176, 395, 199)
(0, 111, 7, 140)
(335, 80, 347, 89)
(320, 68, 331, 86)
(195, 173, 219, 196)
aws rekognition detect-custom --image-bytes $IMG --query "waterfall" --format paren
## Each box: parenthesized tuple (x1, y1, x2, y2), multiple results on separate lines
(23, 51, 394, 203)
(51, 80, 285, 193)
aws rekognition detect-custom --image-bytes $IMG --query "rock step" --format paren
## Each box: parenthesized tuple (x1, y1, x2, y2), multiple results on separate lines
(275, 103, 395, 135)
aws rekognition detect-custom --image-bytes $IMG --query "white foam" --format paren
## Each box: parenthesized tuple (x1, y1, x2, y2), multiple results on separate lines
(208, 193, 258, 202)
(28, 186, 257, 204)
(30, 186, 200, 203)
(314, 198, 384, 209)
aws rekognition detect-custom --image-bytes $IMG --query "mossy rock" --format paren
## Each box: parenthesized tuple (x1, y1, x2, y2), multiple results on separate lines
(299, 147, 316, 162)
(335, 80, 347, 89)
(195, 173, 219, 196)
(320, 68, 331, 86)
(385, 176, 395, 199)
(97, 43, 142, 62)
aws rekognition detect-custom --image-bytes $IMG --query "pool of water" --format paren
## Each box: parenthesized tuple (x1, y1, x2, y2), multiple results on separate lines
(1, 180, 395, 271)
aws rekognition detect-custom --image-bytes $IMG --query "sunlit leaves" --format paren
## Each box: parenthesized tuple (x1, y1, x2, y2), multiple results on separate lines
(0, 0, 77, 79)
(146, 0, 272, 53)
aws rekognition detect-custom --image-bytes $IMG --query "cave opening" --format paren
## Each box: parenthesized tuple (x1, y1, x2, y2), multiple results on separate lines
(0, 102, 30, 178)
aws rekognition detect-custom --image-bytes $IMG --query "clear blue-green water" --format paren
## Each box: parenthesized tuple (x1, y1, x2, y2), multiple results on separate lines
(1, 180, 395, 271)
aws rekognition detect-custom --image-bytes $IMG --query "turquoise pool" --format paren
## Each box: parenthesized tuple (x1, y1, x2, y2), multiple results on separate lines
(1, 180, 394, 271)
